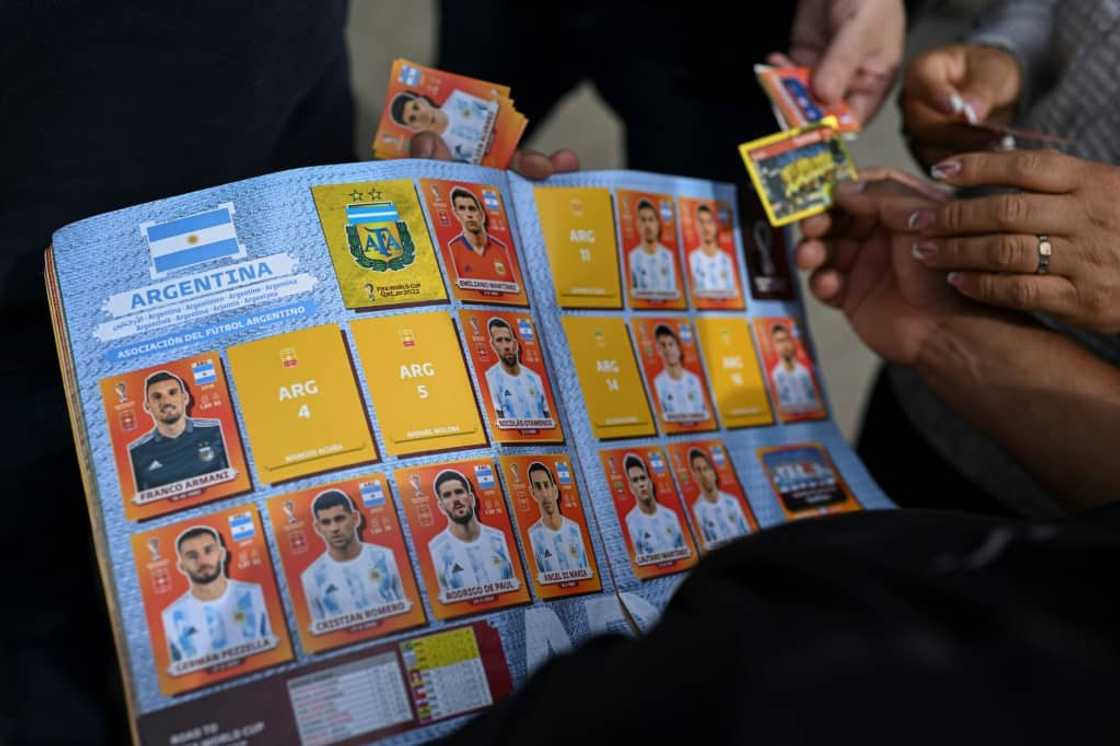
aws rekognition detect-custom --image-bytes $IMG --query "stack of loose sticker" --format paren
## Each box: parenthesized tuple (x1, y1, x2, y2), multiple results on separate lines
(754, 64, 861, 138)
(373, 58, 527, 168)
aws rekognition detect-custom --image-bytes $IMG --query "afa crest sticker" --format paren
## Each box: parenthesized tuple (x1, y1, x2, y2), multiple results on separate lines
(345, 201, 417, 272)
(312, 180, 447, 309)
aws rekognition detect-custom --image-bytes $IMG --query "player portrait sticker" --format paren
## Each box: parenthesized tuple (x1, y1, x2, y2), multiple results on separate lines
(227, 324, 378, 484)
(667, 439, 758, 553)
(311, 179, 447, 310)
(600, 446, 697, 580)
(617, 189, 686, 310)
(678, 196, 745, 310)
(753, 316, 827, 423)
(632, 317, 717, 434)
(396, 459, 530, 620)
(101, 352, 251, 521)
(500, 454, 601, 599)
(132, 506, 293, 696)
(534, 186, 623, 309)
(461, 309, 563, 444)
(420, 179, 528, 306)
(267, 474, 425, 654)
(757, 443, 861, 519)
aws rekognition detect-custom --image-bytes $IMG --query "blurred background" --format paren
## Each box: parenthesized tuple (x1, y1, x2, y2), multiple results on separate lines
(347, 0, 984, 441)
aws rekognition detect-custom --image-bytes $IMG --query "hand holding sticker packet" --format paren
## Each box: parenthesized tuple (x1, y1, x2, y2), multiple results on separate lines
(755, 64, 860, 136)
(793, 167, 960, 366)
(793, 165, 1120, 509)
(773, 0, 905, 125)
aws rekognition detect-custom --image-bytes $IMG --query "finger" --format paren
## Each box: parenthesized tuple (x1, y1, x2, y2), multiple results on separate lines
(947, 271, 1079, 315)
(800, 212, 833, 240)
(911, 143, 971, 173)
(912, 233, 1074, 277)
(829, 237, 864, 274)
(928, 150, 1081, 194)
(855, 167, 954, 202)
(902, 46, 968, 117)
(903, 120, 1004, 156)
(809, 268, 846, 306)
(408, 131, 453, 160)
(548, 148, 580, 174)
(906, 192, 1074, 237)
(835, 185, 935, 233)
(844, 75, 895, 124)
(812, 20, 874, 103)
(796, 238, 829, 271)
(509, 149, 555, 180)
(766, 51, 797, 68)
(956, 49, 1022, 123)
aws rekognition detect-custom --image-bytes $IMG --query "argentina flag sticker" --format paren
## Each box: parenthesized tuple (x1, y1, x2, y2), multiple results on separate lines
(140, 202, 247, 279)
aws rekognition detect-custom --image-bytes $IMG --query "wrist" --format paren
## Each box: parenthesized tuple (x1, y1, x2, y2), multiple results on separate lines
(913, 315, 982, 392)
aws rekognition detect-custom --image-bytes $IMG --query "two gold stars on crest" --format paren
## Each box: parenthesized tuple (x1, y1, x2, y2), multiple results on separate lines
(348, 188, 384, 202)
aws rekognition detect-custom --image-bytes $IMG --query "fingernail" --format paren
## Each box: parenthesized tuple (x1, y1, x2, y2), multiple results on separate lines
(962, 102, 978, 124)
(907, 209, 934, 231)
(835, 180, 867, 196)
(912, 241, 936, 260)
(930, 160, 961, 180)
(948, 93, 965, 114)
(947, 272, 963, 287)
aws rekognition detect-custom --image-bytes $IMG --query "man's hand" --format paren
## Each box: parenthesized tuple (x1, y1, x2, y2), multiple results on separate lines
(795, 169, 966, 366)
(773, 0, 905, 125)
(408, 132, 580, 180)
(899, 44, 1022, 168)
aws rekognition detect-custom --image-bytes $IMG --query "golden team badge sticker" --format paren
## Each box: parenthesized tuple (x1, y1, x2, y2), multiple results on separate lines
(312, 180, 447, 309)
(694, 317, 774, 429)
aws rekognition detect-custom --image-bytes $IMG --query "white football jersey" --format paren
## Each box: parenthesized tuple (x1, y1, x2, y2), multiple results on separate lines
(161, 579, 271, 662)
(528, 517, 589, 574)
(689, 248, 737, 296)
(429, 524, 516, 594)
(301, 543, 404, 621)
(770, 361, 820, 413)
(653, 368, 708, 421)
(485, 364, 550, 421)
(629, 244, 678, 295)
(441, 89, 498, 164)
(692, 491, 750, 550)
(625, 503, 687, 560)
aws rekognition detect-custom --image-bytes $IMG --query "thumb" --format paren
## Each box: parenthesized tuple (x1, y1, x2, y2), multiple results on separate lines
(408, 131, 452, 161)
(812, 17, 874, 103)
(956, 62, 1016, 123)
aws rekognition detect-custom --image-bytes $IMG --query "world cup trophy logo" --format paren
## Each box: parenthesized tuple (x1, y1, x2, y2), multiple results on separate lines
(408, 473, 423, 498)
(753, 220, 777, 277)
(114, 382, 128, 404)
(282, 500, 298, 525)
(146, 537, 161, 562)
